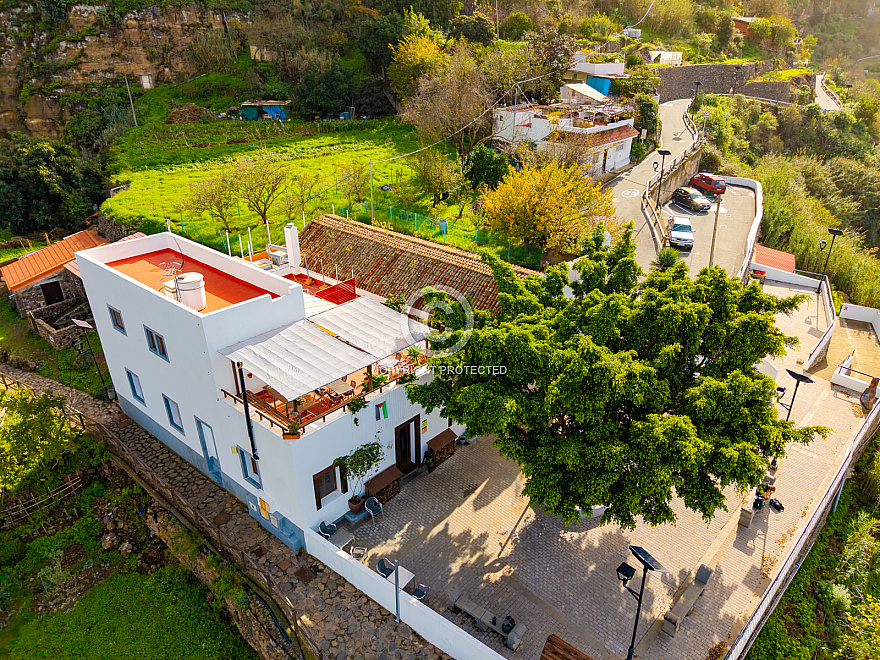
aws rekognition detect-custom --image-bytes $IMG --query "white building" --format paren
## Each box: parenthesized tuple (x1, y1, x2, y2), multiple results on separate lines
(648, 51, 683, 66)
(493, 101, 638, 175)
(76, 229, 464, 550)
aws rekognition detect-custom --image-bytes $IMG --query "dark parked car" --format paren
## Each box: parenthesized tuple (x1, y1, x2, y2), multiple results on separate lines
(690, 172, 727, 195)
(672, 187, 712, 212)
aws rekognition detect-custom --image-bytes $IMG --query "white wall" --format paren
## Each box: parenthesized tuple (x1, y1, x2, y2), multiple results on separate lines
(840, 304, 880, 342)
(831, 352, 870, 393)
(76, 233, 309, 532)
(293, 370, 465, 530)
(303, 529, 507, 660)
(727, 177, 763, 280)
(570, 59, 625, 76)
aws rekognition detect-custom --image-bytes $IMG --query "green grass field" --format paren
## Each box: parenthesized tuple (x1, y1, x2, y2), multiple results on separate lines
(104, 117, 541, 268)
(3, 562, 258, 660)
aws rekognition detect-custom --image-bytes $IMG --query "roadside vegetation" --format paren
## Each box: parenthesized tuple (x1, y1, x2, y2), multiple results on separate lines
(0, 384, 258, 660)
(747, 433, 880, 660)
(695, 89, 880, 308)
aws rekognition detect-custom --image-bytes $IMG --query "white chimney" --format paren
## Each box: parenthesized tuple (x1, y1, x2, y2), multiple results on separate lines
(284, 223, 301, 267)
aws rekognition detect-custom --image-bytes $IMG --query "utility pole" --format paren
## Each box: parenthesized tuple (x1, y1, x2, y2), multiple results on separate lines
(369, 159, 374, 223)
(123, 73, 138, 127)
(709, 193, 723, 268)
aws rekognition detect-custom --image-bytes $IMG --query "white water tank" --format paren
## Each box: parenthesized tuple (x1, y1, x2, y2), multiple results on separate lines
(162, 272, 207, 311)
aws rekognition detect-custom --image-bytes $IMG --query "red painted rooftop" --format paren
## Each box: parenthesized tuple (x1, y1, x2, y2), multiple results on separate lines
(108, 248, 278, 313)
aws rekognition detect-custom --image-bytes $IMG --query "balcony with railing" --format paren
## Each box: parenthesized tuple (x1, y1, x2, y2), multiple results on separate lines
(218, 294, 433, 438)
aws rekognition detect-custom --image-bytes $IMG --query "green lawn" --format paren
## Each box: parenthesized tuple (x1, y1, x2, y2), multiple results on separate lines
(3, 565, 257, 660)
(104, 119, 541, 268)
(0, 243, 47, 263)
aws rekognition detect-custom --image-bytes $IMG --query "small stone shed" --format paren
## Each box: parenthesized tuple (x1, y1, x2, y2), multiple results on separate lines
(0, 230, 143, 349)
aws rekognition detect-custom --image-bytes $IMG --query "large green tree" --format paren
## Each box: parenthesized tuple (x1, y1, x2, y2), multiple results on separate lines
(407, 229, 828, 529)
(0, 133, 106, 235)
(0, 388, 79, 493)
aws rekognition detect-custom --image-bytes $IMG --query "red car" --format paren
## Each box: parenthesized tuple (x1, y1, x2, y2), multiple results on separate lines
(689, 172, 727, 195)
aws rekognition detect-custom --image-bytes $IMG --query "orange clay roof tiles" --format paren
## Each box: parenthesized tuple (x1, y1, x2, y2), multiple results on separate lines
(753, 244, 797, 273)
(63, 232, 147, 280)
(1, 230, 107, 292)
(300, 215, 540, 312)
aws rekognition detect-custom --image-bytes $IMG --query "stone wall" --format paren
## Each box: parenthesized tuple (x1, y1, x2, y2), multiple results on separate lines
(657, 62, 776, 103)
(97, 214, 138, 243)
(738, 80, 792, 104)
(654, 148, 704, 207)
(13, 268, 86, 317)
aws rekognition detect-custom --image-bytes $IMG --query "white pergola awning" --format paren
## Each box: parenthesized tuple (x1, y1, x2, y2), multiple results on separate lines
(309, 296, 432, 360)
(220, 320, 374, 402)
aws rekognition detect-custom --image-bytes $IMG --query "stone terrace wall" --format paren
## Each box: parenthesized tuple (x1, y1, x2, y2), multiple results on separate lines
(657, 62, 775, 102)
(738, 80, 792, 104)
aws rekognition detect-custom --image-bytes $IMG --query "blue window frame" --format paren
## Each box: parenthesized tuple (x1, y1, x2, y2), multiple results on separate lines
(163, 395, 184, 433)
(144, 326, 168, 361)
(126, 369, 145, 404)
(109, 306, 126, 334)
(239, 448, 262, 488)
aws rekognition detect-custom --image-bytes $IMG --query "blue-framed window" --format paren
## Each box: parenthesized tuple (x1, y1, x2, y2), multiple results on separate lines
(126, 369, 144, 404)
(109, 306, 126, 334)
(163, 395, 184, 433)
(144, 326, 168, 361)
(239, 448, 262, 488)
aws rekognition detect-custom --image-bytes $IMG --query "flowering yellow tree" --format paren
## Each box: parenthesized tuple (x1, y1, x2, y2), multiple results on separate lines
(388, 35, 445, 103)
(480, 159, 620, 255)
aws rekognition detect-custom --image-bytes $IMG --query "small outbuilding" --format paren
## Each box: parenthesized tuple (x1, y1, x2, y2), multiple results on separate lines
(239, 101, 291, 120)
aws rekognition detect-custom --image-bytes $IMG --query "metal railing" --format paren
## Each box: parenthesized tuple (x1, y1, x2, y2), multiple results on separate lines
(819, 74, 843, 109)
(723, 399, 880, 659)
(641, 106, 703, 246)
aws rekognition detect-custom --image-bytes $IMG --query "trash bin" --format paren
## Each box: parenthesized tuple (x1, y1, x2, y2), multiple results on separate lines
(502, 616, 516, 635)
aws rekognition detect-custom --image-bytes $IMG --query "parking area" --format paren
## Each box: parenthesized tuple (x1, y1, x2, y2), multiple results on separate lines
(661, 184, 756, 275)
(333, 277, 871, 660)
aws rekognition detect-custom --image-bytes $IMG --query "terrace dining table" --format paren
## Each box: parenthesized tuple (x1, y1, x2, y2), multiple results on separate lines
(327, 380, 353, 396)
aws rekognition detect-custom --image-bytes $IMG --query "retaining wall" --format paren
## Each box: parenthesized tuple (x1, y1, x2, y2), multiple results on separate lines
(737, 81, 792, 104)
(657, 62, 775, 103)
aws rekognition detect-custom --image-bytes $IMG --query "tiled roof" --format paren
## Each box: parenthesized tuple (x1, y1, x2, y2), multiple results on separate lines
(1, 230, 107, 292)
(752, 244, 796, 273)
(549, 124, 639, 148)
(299, 215, 540, 312)
(63, 232, 147, 279)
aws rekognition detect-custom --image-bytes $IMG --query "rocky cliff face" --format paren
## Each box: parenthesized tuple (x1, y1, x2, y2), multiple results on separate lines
(0, 3, 230, 137)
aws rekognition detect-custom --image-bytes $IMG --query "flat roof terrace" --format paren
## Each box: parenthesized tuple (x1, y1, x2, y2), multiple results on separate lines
(108, 248, 279, 313)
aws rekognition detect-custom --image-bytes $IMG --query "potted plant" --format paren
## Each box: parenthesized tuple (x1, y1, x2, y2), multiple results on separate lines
(282, 417, 301, 440)
(407, 345, 423, 363)
(337, 442, 384, 514)
(372, 373, 389, 389)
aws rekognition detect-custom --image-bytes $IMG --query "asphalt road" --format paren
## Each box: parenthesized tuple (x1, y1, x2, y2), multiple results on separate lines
(660, 184, 757, 275)
(815, 73, 841, 112)
(605, 98, 696, 270)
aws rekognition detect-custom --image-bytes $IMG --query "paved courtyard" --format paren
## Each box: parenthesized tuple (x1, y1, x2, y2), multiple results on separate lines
(343, 279, 868, 660)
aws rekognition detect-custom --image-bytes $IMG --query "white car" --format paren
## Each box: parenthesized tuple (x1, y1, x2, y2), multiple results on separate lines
(668, 216, 695, 250)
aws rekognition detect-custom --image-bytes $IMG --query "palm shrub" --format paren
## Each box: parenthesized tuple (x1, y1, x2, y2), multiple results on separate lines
(651, 247, 681, 271)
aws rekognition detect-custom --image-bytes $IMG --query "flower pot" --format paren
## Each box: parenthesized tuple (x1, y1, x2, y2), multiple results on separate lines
(282, 432, 301, 440)
(348, 498, 366, 514)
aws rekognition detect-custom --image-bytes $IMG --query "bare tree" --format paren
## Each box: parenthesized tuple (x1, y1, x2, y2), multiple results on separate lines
(180, 169, 239, 231)
(407, 148, 456, 207)
(338, 163, 370, 207)
(403, 46, 492, 157)
(236, 154, 287, 224)
(283, 171, 322, 224)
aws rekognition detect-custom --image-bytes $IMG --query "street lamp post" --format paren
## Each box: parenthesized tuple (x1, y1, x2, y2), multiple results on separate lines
(616, 546, 669, 660)
(783, 369, 814, 422)
(820, 227, 844, 278)
(72, 319, 108, 396)
(655, 149, 671, 210)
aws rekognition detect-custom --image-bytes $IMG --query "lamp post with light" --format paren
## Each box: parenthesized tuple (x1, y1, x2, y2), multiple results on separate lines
(820, 227, 844, 278)
(782, 369, 814, 422)
(655, 149, 671, 210)
(616, 545, 669, 660)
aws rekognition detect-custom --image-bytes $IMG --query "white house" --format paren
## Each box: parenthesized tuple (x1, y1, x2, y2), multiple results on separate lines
(76, 229, 464, 550)
(493, 101, 638, 175)
(648, 51, 683, 66)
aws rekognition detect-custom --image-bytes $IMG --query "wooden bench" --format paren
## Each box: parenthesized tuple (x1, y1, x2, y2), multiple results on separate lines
(448, 589, 526, 650)
(661, 564, 713, 637)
